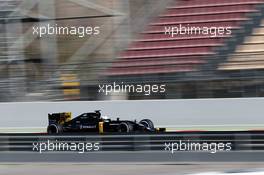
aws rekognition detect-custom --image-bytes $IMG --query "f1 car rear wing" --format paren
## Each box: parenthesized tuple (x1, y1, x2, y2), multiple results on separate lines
(48, 112, 72, 125)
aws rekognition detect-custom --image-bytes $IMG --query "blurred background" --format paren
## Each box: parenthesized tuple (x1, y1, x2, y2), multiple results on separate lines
(1, 0, 264, 102)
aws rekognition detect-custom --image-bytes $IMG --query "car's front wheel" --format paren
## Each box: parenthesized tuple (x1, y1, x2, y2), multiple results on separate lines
(139, 119, 154, 130)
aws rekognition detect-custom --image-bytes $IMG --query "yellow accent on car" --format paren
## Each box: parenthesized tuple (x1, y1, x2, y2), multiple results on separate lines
(58, 112, 72, 125)
(64, 112, 72, 122)
(99, 122, 104, 134)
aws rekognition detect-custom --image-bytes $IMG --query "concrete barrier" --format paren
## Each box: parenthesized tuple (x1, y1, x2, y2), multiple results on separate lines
(0, 98, 264, 131)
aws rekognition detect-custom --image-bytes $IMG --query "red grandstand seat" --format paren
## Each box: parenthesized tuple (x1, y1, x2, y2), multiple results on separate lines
(129, 38, 224, 51)
(108, 65, 195, 75)
(161, 4, 258, 17)
(119, 47, 214, 59)
(151, 13, 248, 25)
(112, 57, 206, 67)
(137, 32, 232, 42)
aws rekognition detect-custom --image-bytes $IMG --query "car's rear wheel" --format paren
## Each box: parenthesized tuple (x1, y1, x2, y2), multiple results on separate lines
(139, 119, 154, 130)
(47, 124, 62, 134)
(118, 122, 133, 133)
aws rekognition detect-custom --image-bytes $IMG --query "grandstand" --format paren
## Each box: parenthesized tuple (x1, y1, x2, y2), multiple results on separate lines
(0, 0, 264, 101)
(108, 0, 264, 75)
(106, 0, 264, 99)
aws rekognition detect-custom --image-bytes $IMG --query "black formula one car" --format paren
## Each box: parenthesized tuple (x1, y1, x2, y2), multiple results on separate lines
(47, 110, 165, 134)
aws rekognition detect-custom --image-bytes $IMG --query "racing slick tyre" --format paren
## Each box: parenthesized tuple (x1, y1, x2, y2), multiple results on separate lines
(118, 122, 134, 133)
(139, 119, 154, 130)
(47, 124, 63, 134)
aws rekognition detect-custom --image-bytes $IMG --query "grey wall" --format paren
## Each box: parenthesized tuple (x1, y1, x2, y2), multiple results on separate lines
(0, 98, 264, 129)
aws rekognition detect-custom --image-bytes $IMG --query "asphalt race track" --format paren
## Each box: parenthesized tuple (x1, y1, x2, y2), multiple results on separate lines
(1, 163, 264, 175)
(0, 131, 264, 163)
